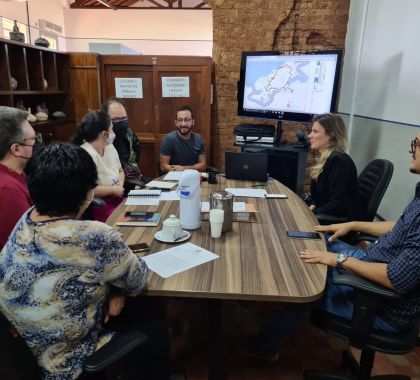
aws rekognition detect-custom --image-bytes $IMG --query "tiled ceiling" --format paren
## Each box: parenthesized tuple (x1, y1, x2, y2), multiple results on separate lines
(70, 0, 210, 10)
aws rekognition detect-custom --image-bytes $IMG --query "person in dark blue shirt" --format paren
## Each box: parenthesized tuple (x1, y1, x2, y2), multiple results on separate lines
(237, 132, 420, 362)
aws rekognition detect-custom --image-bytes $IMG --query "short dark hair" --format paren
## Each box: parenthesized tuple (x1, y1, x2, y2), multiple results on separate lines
(72, 110, 111, 145)
(176, 105, 194, 119)
(25, 143, 98, 217)
(0, 106, 28, 159)
(100, 97, 127, 114)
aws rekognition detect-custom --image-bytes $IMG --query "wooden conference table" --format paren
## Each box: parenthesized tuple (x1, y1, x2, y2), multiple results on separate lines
(107, 177, 327, 378)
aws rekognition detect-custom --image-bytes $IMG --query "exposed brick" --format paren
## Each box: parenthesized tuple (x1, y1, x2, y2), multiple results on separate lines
(207, 0, 350, 172)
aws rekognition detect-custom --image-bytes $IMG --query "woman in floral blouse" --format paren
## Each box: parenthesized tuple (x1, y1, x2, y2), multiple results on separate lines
(0, 143, 156, 379)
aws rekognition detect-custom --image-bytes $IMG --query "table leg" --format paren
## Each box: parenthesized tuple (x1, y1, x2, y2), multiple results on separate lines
(207, 299, 228, 380)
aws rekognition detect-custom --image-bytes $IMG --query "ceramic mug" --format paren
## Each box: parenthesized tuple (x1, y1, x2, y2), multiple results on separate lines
(161, 215, 183, 241)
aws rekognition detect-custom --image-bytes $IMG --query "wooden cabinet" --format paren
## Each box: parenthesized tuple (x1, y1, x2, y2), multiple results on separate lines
(69, 52, 101, 123)
(0, 37, 74, 143)
(100, 55, 212, 178)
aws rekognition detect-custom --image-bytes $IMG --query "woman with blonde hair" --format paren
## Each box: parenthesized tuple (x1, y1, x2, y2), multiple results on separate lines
(307, 113, 362, 220)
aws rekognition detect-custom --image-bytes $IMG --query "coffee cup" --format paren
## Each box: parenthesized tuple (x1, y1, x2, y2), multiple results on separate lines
(161, 215, 183, 241)
(209, 209, 224, 239)
(207, 170, 218, 184)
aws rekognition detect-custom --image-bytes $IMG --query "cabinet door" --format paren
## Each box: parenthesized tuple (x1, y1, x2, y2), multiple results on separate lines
(69, 53, 101, 123)
(103, 65, 155, 138)
(101, 56, 212, 178)
(103, 65, 156, 178)
(155, 65, 211, 159)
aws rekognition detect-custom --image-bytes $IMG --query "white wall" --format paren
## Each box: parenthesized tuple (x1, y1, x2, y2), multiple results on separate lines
(339, 0, 420, 220)
(0, 3, 212, 56)
(0, 0, 67, 49)
(63, 8, 212, 55)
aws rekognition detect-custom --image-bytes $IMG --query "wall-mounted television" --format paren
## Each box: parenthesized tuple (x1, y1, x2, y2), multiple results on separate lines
(237, 50, 343, 124)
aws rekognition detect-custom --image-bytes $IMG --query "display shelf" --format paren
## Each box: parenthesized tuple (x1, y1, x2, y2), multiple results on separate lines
(0, 38, 74, 142)
(7, 43, 29, 90)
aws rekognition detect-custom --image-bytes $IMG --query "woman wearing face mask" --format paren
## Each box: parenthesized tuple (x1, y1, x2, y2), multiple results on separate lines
(73, 110, 125, 222)
(307, 113, 362, 222)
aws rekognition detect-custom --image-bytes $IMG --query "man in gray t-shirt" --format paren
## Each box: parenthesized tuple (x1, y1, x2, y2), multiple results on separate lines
(160, 105, 206, 173)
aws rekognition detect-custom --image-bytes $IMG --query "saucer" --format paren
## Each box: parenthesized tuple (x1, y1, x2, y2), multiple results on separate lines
(154, 230, 191, 244)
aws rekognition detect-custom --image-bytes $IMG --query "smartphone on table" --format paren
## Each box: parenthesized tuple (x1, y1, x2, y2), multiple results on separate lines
(125, 211, 154, 219)
(128, 243, 150, 253)
(287, 231, 321, 240)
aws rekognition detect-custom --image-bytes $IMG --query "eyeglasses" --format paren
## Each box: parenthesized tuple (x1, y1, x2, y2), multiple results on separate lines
(15, 133, 42, 147)
(175, 118, 193, 124)
(410, 139, 420, 157)
(111, 117, 128, 124)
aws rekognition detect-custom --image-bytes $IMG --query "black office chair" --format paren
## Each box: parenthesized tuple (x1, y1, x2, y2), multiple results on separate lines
(124, 178, 146, 195)
(316, 159, 394, 225)
(0, 309, 148, 380)
(304, 273, 419, 380)
(82, 197, 106, 220)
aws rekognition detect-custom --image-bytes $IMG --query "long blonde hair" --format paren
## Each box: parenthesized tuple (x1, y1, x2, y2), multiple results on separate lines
(311, 113, 348, 179)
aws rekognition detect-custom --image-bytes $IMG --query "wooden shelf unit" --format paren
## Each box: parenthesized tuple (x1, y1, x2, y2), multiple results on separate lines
(0, 37, 74, 143)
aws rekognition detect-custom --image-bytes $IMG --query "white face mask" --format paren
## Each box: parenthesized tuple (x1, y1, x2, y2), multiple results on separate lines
(106, 131, 116, 145)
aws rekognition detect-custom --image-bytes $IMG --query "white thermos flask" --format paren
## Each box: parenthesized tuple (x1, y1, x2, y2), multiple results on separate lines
(177, 169, 201, 230)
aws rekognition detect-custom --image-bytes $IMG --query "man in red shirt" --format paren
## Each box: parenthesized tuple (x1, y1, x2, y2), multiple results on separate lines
(0, 106, 35, 247)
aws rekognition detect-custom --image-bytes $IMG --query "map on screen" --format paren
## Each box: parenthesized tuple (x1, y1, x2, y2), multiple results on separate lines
(243, 54, 339, 115)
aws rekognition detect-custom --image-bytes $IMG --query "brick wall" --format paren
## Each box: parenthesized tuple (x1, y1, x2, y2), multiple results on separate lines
(205, 0, 350, 188)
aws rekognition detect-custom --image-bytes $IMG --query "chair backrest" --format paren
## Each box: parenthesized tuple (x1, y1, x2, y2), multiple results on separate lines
(0, 310, 42, 379)
(358, 159, 394, 221)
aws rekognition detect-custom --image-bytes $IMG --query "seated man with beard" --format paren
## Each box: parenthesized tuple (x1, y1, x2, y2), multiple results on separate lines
(159, 105, 206, 173)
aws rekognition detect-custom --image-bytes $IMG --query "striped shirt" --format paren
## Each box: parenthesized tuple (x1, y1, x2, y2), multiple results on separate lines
(364, 182, 420, 330)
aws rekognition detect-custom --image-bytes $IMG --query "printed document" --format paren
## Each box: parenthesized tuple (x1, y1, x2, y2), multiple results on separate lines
(142, 243, 219, 278)
(160, 191, 180, 201)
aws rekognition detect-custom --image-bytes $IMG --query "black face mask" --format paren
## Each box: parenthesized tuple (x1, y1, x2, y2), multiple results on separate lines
(18, 139, 44, 160)
(112, 120, 129, 137)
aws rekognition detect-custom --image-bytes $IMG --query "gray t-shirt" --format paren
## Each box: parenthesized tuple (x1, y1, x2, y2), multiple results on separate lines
(160, 131, 205, 166)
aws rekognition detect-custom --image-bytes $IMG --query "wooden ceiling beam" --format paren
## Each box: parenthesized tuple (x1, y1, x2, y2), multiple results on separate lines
(147, 0, 165, 8)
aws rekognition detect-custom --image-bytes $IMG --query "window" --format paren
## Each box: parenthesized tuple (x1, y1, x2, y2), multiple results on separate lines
(2, 18, 27, 43)
(40, 31, 59, 50)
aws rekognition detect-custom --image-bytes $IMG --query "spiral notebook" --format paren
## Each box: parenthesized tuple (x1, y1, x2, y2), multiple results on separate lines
(125, 190, 162, 206)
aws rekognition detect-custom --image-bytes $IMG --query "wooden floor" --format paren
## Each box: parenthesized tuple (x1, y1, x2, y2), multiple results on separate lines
(1, 300, 419, 379)
(171, 300, 420, 380)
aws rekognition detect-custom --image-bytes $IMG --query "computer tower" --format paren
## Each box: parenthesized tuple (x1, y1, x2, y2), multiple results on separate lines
(243, 146, 307, 195)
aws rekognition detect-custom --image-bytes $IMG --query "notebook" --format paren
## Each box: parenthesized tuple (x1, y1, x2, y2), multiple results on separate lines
(146, 180, 177, 190)
(116, 212, 160, 227)
(125, 190, 161, 206)
(225, 152, 268, 182)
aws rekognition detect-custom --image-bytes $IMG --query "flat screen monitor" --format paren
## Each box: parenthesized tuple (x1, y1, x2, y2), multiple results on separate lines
(237, 50, 343, 124)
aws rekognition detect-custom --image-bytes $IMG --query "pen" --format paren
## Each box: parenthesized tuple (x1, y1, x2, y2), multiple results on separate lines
(252, 184, 267, 188)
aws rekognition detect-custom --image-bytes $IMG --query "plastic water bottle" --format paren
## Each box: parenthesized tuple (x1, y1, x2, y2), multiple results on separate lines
(177, 169, 201, 230)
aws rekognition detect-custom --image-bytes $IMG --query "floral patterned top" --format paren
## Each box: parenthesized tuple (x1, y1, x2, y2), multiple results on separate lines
(0, 208, 148, 379)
